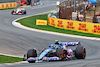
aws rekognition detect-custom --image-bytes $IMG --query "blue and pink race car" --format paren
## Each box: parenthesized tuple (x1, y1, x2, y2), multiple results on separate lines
(23, 40, 86, 63)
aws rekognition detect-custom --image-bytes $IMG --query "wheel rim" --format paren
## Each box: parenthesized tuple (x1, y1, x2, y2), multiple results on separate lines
(82, 48, 86, 59)
(62, 50, 67, 61)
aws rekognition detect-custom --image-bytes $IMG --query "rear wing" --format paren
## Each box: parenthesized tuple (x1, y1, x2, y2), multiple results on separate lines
(62, 42, 81, 46)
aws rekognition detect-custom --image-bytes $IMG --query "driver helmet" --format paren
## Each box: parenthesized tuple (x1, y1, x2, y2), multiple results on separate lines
(55, 40, 59, 44)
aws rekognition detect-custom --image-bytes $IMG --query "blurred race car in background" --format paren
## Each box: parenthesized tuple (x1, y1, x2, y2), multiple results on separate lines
(23, 40, 86, 63)
(11, 8, 26, 15)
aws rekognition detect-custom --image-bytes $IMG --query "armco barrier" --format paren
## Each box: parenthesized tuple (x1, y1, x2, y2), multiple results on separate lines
(0, 2, 17, 9)
(48, 16, 100, 35)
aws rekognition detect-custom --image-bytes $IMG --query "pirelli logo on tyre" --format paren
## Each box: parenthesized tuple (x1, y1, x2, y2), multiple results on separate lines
(0, 2, 17, 9)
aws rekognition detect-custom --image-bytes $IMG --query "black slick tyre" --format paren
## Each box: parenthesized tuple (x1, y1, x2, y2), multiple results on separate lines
(75, 46, 86, 59)
(24, 10, 26, 14)
(27, 49, 37, 63)
(11, 10, 14, 14)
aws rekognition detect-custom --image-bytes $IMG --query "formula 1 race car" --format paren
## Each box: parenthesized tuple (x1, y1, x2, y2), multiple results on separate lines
(11, 8, 26, 15)
(23, 40, 86, 63)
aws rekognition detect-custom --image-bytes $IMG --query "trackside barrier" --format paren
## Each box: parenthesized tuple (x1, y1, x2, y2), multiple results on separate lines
(0, 2, 17, 9)
(48, 16, 100, 35)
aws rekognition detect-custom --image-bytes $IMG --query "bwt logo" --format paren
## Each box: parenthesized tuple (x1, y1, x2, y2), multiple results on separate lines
(46, 57, 57, 60)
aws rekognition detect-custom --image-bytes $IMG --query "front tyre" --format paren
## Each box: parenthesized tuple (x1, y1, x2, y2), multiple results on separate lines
(28, 61, 35, 63)
(27, 49, 37, 63)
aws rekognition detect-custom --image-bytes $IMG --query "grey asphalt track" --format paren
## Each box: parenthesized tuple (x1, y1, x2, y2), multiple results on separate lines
(0, 0, 100, 67)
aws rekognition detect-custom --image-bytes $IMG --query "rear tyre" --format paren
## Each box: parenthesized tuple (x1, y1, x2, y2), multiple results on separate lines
(24, 11, 26, 14)
(75, 46, 86, 59)
(27, 49, 37, 63)
(11, 10, 14, 14)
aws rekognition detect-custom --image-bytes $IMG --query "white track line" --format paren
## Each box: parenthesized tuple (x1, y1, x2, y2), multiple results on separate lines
(0, 61, 28, 66)
(0, 53, 22, 58)
(13, 22, 100, 41)
(12, 12, 100, 41)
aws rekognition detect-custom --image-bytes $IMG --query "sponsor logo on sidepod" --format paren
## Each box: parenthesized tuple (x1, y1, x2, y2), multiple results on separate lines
(46, 57, 58, 60)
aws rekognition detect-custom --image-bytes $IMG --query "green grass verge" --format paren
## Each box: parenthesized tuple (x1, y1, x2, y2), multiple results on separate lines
(0, 7, 17, 10)
(17, 14, 100, 38)
(0, 55, 23, 63)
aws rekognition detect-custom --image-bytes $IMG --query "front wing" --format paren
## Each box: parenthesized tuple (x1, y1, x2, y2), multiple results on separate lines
(12, 12, 23, 15)
(28, 57, 60, 61)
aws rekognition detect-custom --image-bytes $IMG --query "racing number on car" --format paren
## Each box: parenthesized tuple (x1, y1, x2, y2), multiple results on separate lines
(57, 20, 63, 28)
(66, 22, 75, 29)
(92, 25, 100, 33)
(51, 19, 55, 26)
(78, 23, 88, 31)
